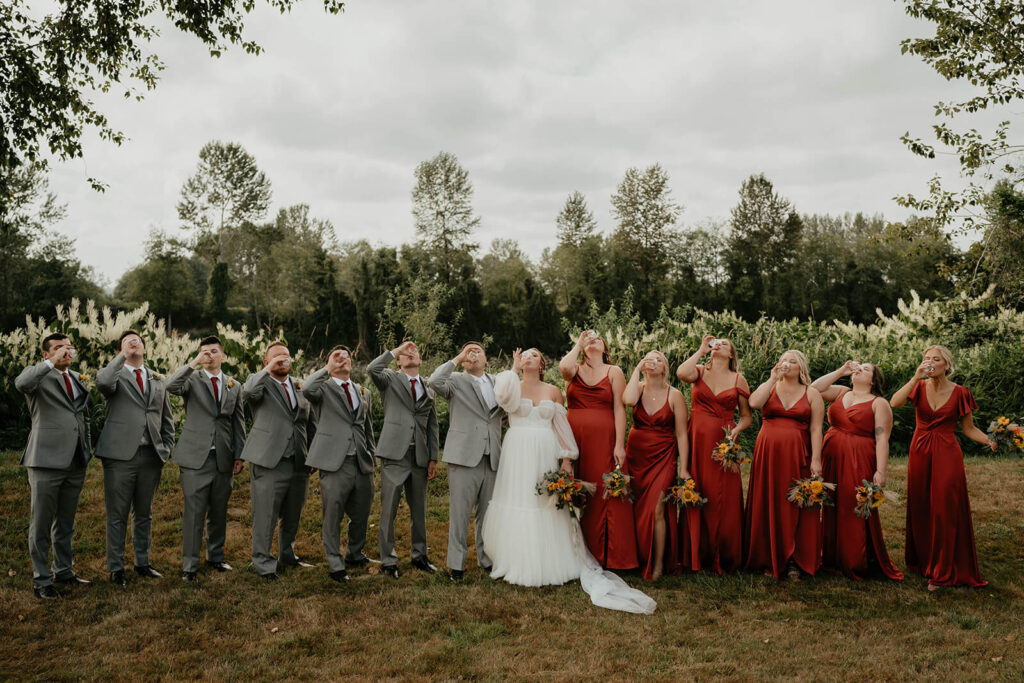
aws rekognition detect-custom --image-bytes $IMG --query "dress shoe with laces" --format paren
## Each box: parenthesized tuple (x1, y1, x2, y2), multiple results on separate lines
(449, 569, 464, 582)
(109, 570, 128, 587)
(33, 585, 61, 599)
(347, 555, 371, 568)
(206, 561, 233, 572)
(134, 565, 163, 579)
(329, 570, 350, 583)
(260, 572, 280, 581)
(54, 573, 91, 586)
(181, 571, 197, 582)
(411, 557, 437, 574)
(381, 565, 400, 579)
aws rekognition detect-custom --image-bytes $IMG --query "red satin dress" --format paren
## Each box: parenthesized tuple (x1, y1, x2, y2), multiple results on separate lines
(626, 392, 679, 580)
(680, 368, 748, 574)
(821, 397, 903, 581)
(568, 372, 638, 570)
(743, 387, 821, 578)
(905, 381, 987, 587)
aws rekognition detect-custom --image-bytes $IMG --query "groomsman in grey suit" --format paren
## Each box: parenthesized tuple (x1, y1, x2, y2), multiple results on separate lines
(16, 333, 92, 599)
(368, 340, 439, 578)
(428, 341, 504, 581)
(303, 345, 376, 582)
(95, 329, 175, 586)
(167, 335, 246, 581)
(240, 341, 313, 580)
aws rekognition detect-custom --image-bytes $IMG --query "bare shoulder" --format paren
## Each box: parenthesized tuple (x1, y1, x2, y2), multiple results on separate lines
(736, 373, 750, 392)
(545, 383, 565, 405)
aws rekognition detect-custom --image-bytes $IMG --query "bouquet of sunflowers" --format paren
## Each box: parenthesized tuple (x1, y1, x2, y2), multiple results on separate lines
(853, 480, 899, 519)
(710, 426, 751, 472)
(787, 476, 835, 510)
(536, 470, 596, 520)
(602, 466, 634, 502)
(987, 416, 1024, 455)
(663, 477, 707, 508)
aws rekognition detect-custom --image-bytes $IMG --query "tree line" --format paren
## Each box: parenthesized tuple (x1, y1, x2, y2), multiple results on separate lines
(2, 144, 1022, 359)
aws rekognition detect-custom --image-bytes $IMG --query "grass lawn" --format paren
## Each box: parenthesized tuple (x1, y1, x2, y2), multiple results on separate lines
(1, 450, 1022, 680)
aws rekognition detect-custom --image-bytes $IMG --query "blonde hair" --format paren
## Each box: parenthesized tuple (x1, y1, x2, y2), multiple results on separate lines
(782, 349, 812, 385)
(706, 338, 742, 374)
(923, 345, 955, 377)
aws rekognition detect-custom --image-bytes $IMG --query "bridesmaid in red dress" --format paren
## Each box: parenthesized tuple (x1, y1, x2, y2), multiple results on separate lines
(623, 351, 689, 580)
(811, 361, 903, 581)
(891, 345, 997, 590)
(559, 330, 638, 570)
(675, 335, 752, 574)
(744, 350, 824, 579)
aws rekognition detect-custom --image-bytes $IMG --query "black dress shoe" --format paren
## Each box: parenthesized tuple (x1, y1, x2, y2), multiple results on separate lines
(347, 555, 371, 568)
(33, 585, 61, 599)
(134, 565, 163, 579)
(181, 571, 197, 582)
(411, 557, 437, 574)
(449, 569, 464, 582)
(480, 565, 493, 574)
(109, 570, 128, 587)
(381, 565, 400, 579)
(329, 570, 350, 583)
(206, 561, 233, 572)
(282, 558, 315, 569)
(54, 573, 91, 585)
(260, 572, 280, 581)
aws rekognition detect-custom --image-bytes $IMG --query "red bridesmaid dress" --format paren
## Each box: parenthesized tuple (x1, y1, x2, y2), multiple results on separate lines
(680, 368, 748, 574)
(626, 393, 679, 580)
(743, 387, 821, 578)
(568, 372, 638, 570)
(821, 397, 903, 581)
(905, 381, 987, 587)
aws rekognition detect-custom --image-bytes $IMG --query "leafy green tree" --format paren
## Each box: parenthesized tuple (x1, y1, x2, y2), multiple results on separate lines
(115, 232, 210, 330)
(0, 0, 342, 196)
(556, 191, 598, 247)
(608, 164, 682, 321)
(411, 151, 480, 284)
(540, 192, 607, 318)
(895, 0, 1024, 230)
(959, 180, 1024, 306)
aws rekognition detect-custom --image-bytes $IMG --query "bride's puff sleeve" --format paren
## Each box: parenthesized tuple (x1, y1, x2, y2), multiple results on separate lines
(494, 370, 523, 413)
(551, 404, 579, 461)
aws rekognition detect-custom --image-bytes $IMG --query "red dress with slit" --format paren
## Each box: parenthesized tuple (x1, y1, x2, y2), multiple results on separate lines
(568, 372, 638, 570)
(905, 381, 987, 587)
(821, 397, 903, 581)
(626, 393, 678, 580)
(680, 368, 747, 574)
(743, 387, 821, 578)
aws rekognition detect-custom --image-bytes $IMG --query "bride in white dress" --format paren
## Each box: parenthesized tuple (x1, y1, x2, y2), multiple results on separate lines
(481, 348, 656, 614)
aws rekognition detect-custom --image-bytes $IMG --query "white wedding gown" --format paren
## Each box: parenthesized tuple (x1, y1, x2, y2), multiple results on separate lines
(481, 371, 657, 614)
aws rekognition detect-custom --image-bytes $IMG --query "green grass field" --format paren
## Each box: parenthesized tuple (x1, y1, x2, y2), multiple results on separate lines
(1, 451, 1022, 680)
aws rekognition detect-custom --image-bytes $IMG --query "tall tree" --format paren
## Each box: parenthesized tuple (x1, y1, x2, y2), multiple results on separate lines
(411, 151, 480, 285)
(115, 232, 209, 329)
(0, 0, 342, 196)
(177, 141, 273, 320)
(556, 191, 598, 248)
(541, 192, 606, 316)
(608, 164, 682, 321)
(895, 0, 1024, 230)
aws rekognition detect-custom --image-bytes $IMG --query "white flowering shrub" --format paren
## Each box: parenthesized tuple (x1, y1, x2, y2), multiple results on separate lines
(1, 299, 304, 447)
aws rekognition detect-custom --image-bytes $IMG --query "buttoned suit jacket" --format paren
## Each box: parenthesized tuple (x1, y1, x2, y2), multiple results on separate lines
(166, 366, 246, 472)
(16, 361, 92, 468)
(427, 360, 505, 470)
(367, 351, 438, 468)
(95, 354, 175, 462)
(303, 369, 376, 475)
(239, 369, 311, 469)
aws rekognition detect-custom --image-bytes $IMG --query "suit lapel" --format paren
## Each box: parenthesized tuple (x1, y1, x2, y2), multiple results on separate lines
(468, 374, 490, 416)
(333, 380, 355, 418)
(121, 369, 148, 409)
(51, 369, 74, 408)
(396, 373, 416, 410)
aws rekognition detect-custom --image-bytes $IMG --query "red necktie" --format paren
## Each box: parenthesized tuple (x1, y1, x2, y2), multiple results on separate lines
(62, 372, 74, 400)
(280, 381, 295, 409)
(410, 377, 417, 402)
(134, 368, 145, 395)
(211, 376, 220, 402)
(342, 381, 354, 409)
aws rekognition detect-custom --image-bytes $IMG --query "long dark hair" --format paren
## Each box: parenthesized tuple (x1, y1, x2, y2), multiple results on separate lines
(867, 364, 886, 398)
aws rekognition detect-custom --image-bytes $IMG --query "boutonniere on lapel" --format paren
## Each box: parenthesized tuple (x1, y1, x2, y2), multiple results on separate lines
(294, 380, 303, 390)
(78, 374, 91, 383)
(227, 379, 235, 389)
(151, 372, 164, 380)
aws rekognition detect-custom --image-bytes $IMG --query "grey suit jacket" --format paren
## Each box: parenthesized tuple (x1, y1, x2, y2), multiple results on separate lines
(95, 354, 175, 462)
(167, 366, 246, 472)
(428, 360, 504, 470)
(367, 351, 438, 468)
(16, 361, 92, 468)
(239, 369, 311, 470)
(303, 369, 376, 475)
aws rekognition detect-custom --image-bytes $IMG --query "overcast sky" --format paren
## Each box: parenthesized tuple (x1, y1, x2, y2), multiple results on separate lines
(47, 0, 988, 286)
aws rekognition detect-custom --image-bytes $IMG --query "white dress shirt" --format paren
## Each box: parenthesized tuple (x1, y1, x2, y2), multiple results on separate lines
(331, 376, 361, 410)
